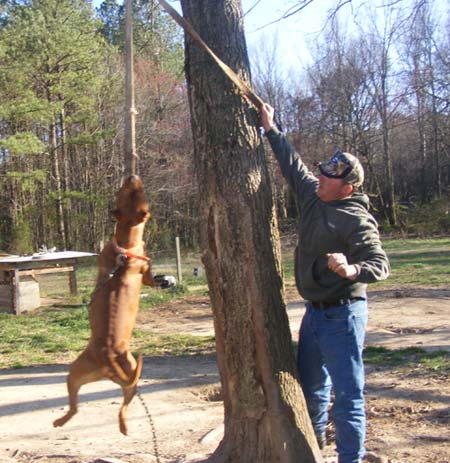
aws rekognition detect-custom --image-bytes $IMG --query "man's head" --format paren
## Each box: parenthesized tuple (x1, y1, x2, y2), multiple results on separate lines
(316, 150, 364, 202)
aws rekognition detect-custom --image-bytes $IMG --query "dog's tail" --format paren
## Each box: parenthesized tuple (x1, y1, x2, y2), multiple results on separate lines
(105, 349, 143, 388)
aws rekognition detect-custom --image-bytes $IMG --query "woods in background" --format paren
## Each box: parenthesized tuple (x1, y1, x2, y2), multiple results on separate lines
(0, 0, 449, 254)
(0, 0, 193, 254)
(253, 1, 450, 234)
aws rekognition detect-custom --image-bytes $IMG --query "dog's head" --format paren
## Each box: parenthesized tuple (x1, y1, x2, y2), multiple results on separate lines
(111, 175, 150, 225)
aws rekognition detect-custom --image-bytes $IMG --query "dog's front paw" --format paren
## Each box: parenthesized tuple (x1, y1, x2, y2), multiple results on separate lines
(119, 420, 128, 435)
(53, 410, 75, 428)
(53, 417, 65, 427)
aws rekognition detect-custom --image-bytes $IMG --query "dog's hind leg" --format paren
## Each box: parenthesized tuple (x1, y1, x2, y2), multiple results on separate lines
(119, 383, 137, 435)
(53, 350, 102, 428)
(117, 352, 143, 435)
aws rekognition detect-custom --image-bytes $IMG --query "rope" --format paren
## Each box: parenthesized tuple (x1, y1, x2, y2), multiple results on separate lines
(136, 387, 162, 463)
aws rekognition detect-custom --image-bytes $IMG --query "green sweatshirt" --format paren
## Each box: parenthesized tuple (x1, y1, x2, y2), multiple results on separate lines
(266, 127, 389, 302)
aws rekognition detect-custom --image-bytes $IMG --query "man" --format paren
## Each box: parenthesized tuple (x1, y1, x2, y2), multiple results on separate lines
(260, 103, 389, 463)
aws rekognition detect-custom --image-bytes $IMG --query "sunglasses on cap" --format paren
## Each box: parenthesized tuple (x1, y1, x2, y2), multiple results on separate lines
(318, 150, 354, 179)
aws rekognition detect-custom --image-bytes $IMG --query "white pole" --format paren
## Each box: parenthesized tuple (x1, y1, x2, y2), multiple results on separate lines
(175, 236, 182, 284)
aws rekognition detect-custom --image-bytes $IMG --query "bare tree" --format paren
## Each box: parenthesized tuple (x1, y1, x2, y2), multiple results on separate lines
(355, 3, 408, 225)
(250, 34, 295, 220)
(302, 18, 389, 216)
(402, 0, 447, 201)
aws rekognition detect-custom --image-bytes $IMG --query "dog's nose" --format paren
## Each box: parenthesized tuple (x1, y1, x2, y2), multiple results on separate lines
(123, 175, 142, 188)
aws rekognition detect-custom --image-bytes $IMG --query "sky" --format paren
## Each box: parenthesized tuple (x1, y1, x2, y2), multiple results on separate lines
(92, 0, 449, 74)
(242, 0, 449, 69)
(242, 0, 340, 68)
(91, 0, 340, 68)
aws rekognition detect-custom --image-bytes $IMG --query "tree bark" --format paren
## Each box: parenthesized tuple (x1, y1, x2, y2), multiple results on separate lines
(180, 1, 321, 462)
(50, 120, 67, 250)
(59, 108, 71, 248)
(378, 49, 396, 226)
(381, 119, 396, 226)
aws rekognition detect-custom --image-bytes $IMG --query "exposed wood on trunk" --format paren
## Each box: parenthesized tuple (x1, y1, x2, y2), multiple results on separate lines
(180, 1, 322, 461)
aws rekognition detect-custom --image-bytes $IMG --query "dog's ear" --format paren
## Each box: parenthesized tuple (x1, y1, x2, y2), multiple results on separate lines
(110, 208, 121, 220)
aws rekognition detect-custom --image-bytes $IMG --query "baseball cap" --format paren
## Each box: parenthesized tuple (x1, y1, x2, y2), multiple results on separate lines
(318, 150, 364, 187)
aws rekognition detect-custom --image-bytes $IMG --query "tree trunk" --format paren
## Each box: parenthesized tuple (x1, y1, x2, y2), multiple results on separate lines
(429, 69, 442, 199)
(382, 122, 396, 225)
(59, 108, 71, 248)
(50, 121, 67, 250)
(180, 1, 321, 462)
(380, 69, 396, 226)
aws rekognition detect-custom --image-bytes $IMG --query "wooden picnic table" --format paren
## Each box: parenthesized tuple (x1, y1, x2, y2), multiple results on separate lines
(0, 251, 96, 314)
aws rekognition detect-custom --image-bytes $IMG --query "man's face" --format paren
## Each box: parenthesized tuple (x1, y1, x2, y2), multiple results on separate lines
(317, 174, 352, 202)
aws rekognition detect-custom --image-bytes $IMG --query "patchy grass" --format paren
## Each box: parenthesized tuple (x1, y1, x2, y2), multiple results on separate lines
(0, 306, 215, 369)
(39, 238, 450, 303)
(377, 237, 450, 286)
(0, 307, 90, 369)
(364, 346, 450, 375)
(382, 237, 450, 253)
(281, 236, 450, 287)
(133, 332, 215, 357)
(1, 237, 448, 370)
(140, 284, 189, 308)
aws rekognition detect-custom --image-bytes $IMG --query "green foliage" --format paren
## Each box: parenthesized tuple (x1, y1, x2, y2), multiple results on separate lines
(9, 216, 33, 254)
(382, 237, 450, 252)
(282, 237, 450, 287)
(0, 132, 44, 156)
(1, 236, 448, 369)
(96, 0, 123, 45)
(62, 190, 95, 202)
(0, 306, 215, 369)
(132, 333, 215, 357)
(0, 0, 108, 129)
(376, 237, 450, 286)
(382, 197, 450, 236)
(96, 0, 183, 76)
(0, 0, 188, 256)
(0, 307, 91, 368)
(364, 346, 450, 375)
(139, 284, 188, 309)
(67, 128, 116, 145)
(144, 217, 175, 253)
(0, 93, 56, 124)
(5, 169, 46, 192)
(0, 0, 114, 253)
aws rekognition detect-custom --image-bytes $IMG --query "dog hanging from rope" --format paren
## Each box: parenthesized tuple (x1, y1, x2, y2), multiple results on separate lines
(54, 175, 159, 435)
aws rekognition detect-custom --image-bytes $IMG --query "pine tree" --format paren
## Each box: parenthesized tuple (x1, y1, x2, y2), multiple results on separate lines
(0, 0, 109, 250)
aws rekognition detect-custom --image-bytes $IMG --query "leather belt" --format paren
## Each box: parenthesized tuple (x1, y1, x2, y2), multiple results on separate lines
(309, 297, 365, 310)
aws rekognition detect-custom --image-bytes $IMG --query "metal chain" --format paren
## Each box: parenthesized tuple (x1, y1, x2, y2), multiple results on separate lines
(136, 387, 162, 463)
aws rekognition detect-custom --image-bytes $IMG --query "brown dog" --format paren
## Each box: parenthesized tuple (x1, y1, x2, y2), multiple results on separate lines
(53, 175, 156, 435)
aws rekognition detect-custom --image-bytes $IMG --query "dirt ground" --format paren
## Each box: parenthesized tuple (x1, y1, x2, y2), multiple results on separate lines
(0, 286, 449, 463)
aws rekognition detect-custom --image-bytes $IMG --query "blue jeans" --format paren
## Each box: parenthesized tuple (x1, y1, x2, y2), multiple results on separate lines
(297, 300, 368, 463)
